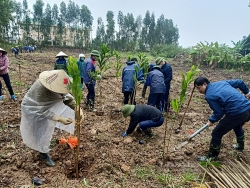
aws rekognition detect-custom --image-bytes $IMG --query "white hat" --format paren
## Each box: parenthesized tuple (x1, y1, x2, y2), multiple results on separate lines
(0, 48, 7, 55)
(79, 53, 85, 58)
(55, 51, 68, 58)
(39, 70, 71, 94)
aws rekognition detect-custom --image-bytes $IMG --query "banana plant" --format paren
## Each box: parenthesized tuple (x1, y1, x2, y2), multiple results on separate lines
(67, 56, 83, 178)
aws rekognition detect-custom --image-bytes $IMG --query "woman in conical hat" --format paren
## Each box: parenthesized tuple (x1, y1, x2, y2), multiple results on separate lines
(54, 51, 68, 74)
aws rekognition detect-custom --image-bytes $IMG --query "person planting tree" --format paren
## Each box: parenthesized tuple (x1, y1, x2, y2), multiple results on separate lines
(83, 50, 100, 111)
(122, 58, 143, 105)
(20, 70, 83, 166)
(121, 104, 164, 139)
(142, 64, 166, 111)
(194, 76, 250, 161)
(155, 57, 172, 112)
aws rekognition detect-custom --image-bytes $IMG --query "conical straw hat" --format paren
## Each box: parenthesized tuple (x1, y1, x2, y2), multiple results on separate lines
(0, 48, 7, 55)
(55, 51, 68, 58)
(39, 70, 71, 94)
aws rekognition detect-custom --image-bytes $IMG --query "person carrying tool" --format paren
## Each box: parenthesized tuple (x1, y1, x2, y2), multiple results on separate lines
(155, 57, 172, 112)
(83, 50, 100, 111)
(54, 51, 68, 74)
(122, 58, 143, 105)
(20, 70, 83, 166)
(142, 64, 166, 111)
(121, 104, 164, 138)
(194, 77, 250, 161)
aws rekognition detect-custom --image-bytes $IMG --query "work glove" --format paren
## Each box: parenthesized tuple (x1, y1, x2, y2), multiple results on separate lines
(207, 120, 214, 127)
(121, 131, 127, 137)
(53, 116, 73, 125)
(63, 94, 76, 110)
(96, 74, 102, 80)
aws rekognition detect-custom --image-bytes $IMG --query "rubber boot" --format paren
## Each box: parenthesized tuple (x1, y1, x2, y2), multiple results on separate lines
(143, 128, 153, 139)
(88, 99, 96, 112)
(40, 152, 55, 166)
(198, 144, 221, 162)
(232, 135, 244, 151)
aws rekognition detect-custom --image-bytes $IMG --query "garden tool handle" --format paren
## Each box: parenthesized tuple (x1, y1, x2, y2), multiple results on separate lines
(188, 123, 209, 140)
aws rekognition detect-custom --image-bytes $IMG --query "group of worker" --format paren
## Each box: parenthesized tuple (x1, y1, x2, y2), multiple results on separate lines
(1, 46, 250, 166)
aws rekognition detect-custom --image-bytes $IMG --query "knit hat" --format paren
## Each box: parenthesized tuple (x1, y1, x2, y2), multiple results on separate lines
(90, 50, 100, 57)
(155, 57, 164, 65)
(0, 48, 7, 55)
(55, 51, 68, 58)
(39, 70, 71, 94)
(121, 104, 135, 118)
(79, 53, 85, 58)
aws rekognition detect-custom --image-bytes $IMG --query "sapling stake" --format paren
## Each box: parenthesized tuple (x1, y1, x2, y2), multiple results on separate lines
(18, 63, 21, 82)
(175, 86, 195, 134)
(67, 56, 83, 178)
(162, 96, 170, 161)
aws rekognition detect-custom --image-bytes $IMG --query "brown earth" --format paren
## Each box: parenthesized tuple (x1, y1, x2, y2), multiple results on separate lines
(1, 49, 250, 188)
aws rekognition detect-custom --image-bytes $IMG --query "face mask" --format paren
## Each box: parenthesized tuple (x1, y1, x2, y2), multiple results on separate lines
(80, 57, 84, 61)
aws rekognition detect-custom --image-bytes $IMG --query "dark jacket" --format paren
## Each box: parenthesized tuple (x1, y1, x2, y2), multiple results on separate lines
(122, 61, 143, 92)
(161, 62, 172, 90)
(77, 59, 86, 78)
(54, 58, 68, 74)
(145, 67, 166, 94)
(83, 57, 96, 84)
(126, 105, 162, 134)
(205, 79, 250, 123)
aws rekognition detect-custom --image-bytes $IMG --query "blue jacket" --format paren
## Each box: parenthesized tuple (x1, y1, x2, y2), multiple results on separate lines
(122, 61, 143, 92)
(205, 79, 250, 123)
(161, 62, 172, 90)
(145, 67, 166, 94)
(77, 59, 86, 78)
(83, 57, 96, 84)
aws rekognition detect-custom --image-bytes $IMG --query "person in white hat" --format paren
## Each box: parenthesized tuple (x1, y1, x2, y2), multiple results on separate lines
(20, 70, 83, 166)
(0, 48, 17, 101)
(77, 53, 86, 89)
(54, 51, 68, 74)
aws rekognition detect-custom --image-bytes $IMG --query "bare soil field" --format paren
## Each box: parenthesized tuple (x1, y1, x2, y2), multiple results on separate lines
(1, 49, 250, 188)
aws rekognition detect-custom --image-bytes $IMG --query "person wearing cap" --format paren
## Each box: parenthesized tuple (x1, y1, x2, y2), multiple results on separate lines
(20, 70, 83, 166)
(12, 47, 19, 57)
(83, 50, 100, 111)
(0, 48, 17, 101)
(121, 104, 164, 138)
(142, 64, 166, 111)
(54, 51, 68, 74)
(155, 57, 172, 112)
(122, 57, 143, 105)
(77, 53, 86, 89)
(194, 77, 250, 161)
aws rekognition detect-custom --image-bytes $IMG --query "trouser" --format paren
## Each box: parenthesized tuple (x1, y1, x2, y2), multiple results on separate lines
(0, 73, 14, 96)
(161, 86, 170, 111)
(85, 83, 95, 100)
(123, 90, 136, 105)
(211, 108, 250, 146)
(139, 117, 164, 130)
(147, 93, 164, 111)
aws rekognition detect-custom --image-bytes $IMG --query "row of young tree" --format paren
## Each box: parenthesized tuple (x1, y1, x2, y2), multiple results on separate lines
(0, 0, 179, 52)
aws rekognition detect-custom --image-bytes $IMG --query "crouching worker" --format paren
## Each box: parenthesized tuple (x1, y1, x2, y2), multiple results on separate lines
(121, 104, 164, 139)
(20, 70, 83, 166)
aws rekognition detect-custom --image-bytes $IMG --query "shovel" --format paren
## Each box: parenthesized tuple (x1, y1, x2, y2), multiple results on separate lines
(174, 123, 208, 151)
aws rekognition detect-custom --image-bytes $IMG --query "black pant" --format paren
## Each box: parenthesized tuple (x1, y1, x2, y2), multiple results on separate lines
(123, 90, 136, 105)
(85, 83, 95, 101)
(211, 108, 250, 146)
(148, 93, 164, 111)
(0, 73, 14, 96)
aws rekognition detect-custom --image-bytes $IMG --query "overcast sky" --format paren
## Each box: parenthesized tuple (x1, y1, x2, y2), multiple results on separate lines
(24, 0, 250, 48)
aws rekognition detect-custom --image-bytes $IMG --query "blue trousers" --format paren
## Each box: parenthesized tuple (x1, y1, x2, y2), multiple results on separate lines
(147, 93, 164, 111)
(211, 108, 250, 146)
(85, 83, 95, 101)
(139, 117, 164, 130)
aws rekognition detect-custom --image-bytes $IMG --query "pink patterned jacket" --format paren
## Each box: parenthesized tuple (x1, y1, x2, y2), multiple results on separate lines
(0, 55, 9, 75)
